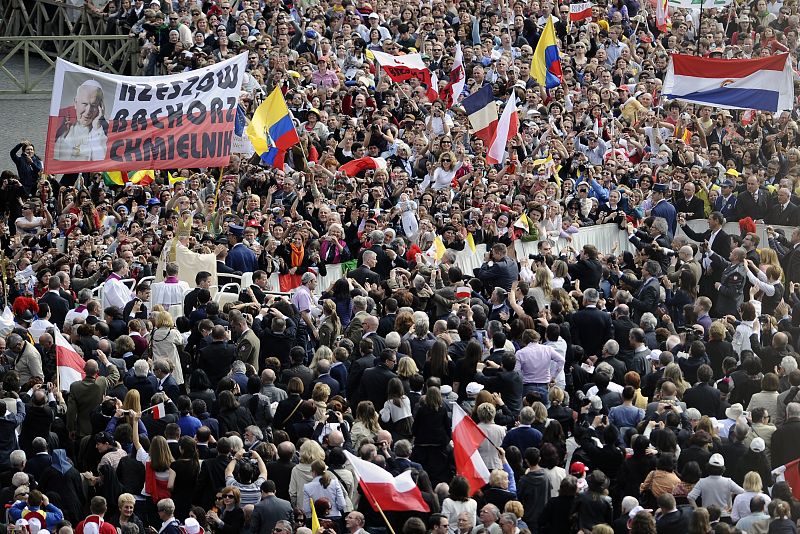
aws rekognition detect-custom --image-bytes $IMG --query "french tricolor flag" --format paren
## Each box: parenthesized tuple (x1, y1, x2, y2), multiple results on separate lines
(663, 53, 795, 113)
(462, 84, 498, 146)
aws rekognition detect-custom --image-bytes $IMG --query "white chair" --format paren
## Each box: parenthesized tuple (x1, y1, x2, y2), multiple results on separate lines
(168, 304, 183, 321)
(138, 275, 155, 287)
(214, 291, 239, 308)
(241, 271, 253, 289)
(120, 278, 136, 290)
(218, 282, 240, 295)
(208, 285, 219, 298)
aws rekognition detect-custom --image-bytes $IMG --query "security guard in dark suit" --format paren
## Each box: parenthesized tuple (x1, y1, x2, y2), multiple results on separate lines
(708, 246, 747, 318)
(714, 179, 738, 219)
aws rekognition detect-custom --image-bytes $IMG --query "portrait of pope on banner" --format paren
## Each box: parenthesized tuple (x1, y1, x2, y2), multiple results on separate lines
(53, 79, 109, 161)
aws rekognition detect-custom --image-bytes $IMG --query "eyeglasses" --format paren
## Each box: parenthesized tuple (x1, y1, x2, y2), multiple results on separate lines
(215, 496, 223, 500)
(223, 494, 235, 499)
(441, 159, 451, 162)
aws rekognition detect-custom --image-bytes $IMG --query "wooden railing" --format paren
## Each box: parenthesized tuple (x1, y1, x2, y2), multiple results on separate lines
(0, 36, 141, 93)
(0, 0, 141, 92)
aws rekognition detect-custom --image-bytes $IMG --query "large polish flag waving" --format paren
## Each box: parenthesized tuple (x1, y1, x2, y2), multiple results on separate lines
(452, 403, 491, 494)
(344, 450, 430, 512)
(55, 329, 85, 391)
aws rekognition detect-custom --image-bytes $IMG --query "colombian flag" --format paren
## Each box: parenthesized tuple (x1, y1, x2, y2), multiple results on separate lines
(531, 17, 562, 90)
(245, 87, 300, 169)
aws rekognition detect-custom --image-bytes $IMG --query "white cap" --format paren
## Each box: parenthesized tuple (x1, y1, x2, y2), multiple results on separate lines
(750, 437, 766, 453)
(709, 453, 725, 467)
(184, 518, 202, 534)
(441, 385, 453, 396)
(628, 505, 652, 519)
(466, 382, 484, 396)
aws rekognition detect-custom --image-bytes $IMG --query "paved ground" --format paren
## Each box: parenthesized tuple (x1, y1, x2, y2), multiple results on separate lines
(0, 55, 53, 164)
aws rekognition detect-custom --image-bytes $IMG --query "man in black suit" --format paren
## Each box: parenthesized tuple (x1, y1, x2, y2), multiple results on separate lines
(619, 260, 662, 323)
(377, 298, 398, 338)
(348, 249, 381, 286)
(734, 175, 769, 222)
(673, 182, 706, 220)
(195, 437, 233, 510)
(184, 271, 213, 317)
(771, 227, 800, 286)
(197, 326, 236, 386)
(681, 211, 731, 305)
(365, 230, 393, 279)
(612, 304, 637, 356)
(23, 437, 52, 481)
(766, 187, 800, 226)
(474, 243, 520, 291)
(567, 244, 603, 289)
(254, 310, 298, 369)
(250, 481, 294, 534)
(357, 349, 397, 410)
(476, 353, 523, 415)
(265, 442, 296, 502)
(38, 277, 69, 329)
(310, 359, 341, 396)
(153, 359, 180, 403)
(683, 364, 722, 417)
(626, 218, 671, 274)
(362, 315, 386, 355)
(347, 339, 377, 406)
(655, 494, 692, 534)
(569, 288, 613, 358)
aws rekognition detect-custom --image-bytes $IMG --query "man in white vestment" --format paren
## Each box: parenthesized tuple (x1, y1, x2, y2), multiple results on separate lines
(54, 80, 108, 161)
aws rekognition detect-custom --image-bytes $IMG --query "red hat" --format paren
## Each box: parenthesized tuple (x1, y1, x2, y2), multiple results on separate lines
(569, 461, 587, 475)
(245, 219, 262, 229)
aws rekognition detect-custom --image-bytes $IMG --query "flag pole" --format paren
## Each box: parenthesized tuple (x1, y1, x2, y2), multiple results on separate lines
(696, 5, 703, 56)
(372, 499, 396, 534)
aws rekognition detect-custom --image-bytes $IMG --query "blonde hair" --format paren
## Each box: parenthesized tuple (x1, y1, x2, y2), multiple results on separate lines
(663, 363, 689, 398)
(122, 389, 141, 427)
(504, 501, 524, 519)
(396, 356, 419, 378)
(118, 493, 136, 508)
(743, 471, 763, 493)
(299, 439, 326, 465)
(533, 267, 552, 300)
(153, 310, 175, 329)
(312, 382, 331, 403)
(310, 345, 333, 370)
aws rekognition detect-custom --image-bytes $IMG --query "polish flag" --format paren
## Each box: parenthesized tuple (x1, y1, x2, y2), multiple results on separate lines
(569, 2, 593, 21)
(339, 156, 387, 177)
(343, 450, 430, 512)
(148, 402, 167, 420)
(486, 92, 519, 165)
(441, 43, 466, 108)
(452, 403, 491, 494)
(455, 286, 472, 299)
(55, 329, 85, 391)
(371, 50, 439, 102)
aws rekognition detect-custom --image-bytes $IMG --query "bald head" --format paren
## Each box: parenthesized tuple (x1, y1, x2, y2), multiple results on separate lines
(327, 430, 344, 447)
(732, 247, 746, 263)
(679, 246, 694, 262)
(261, 369, 276, 384)
(363, 315, 378, 333)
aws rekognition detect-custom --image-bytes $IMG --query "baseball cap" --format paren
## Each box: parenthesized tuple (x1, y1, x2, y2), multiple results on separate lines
(708, 453, 725, 467)
(750, 437, 766, 453)
(569, 462, 587, 475)
(466, 382, 484, 396)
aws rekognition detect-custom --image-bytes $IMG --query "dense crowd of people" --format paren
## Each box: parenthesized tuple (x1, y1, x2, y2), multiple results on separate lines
(5, 0, 800, 534)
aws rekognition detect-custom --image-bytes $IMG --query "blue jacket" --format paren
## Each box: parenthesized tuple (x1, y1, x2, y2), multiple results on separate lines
(9, 502, 64, 530)
(226, 243, 258, 273)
